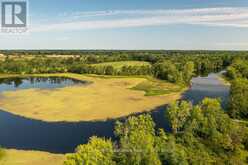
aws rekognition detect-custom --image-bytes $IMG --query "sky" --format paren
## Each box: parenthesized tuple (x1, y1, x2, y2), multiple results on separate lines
(1, 0, 248, 50)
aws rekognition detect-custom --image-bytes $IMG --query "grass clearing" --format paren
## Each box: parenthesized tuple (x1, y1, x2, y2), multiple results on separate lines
(0, 73, 184, 122)
(91, 61, 151, 70)
(131, 77, 185, 96)
(0, 149, 64, 165)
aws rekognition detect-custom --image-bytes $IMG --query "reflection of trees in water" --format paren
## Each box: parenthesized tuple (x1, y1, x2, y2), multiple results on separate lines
(0, 77, 85, 89)
(27, 77, 83, 85)
(0, 78, 24, 87)
(196, 68, 223, 77)
(13, 78, 23, 87)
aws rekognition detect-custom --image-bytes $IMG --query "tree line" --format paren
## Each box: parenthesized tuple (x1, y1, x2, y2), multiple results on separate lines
(1, 51, 247, 85)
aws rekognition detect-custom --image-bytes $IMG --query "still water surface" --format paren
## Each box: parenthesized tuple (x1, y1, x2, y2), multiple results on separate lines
(0, 77, 84, 93)
(0, 73, 230, 153)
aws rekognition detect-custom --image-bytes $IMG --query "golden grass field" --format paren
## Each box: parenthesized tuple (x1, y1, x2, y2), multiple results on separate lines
(91, 61, 151, 70)
(0, 149, 64, 165)
(0, 73, 183, 122)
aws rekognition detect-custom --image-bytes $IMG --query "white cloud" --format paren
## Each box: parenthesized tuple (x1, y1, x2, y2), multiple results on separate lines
(59, 7, 248, 18)
(32, 7, 248, 32)
(216, 42, 248, 46)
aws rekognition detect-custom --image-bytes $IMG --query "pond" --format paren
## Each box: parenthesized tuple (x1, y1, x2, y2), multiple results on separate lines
(0, 77, 84, 93)
(0, 73, 230, 153)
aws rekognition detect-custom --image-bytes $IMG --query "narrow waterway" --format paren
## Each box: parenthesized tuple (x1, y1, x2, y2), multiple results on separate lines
(183, 72, 230, 107)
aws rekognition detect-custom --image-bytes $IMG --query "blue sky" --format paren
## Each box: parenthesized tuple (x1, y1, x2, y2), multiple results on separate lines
(1, 0, 248, 50)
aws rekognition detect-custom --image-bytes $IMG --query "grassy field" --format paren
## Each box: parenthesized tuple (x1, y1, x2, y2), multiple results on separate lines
(0, 73, 184, 122)
(0, 54, 5, 61)
(86, 75, 185, 96)
(91, 61, 151, 70)
(131, 77, 185, 96)
(0, 149, 64, 165)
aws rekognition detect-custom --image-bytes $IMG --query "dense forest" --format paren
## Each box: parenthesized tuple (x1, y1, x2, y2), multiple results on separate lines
(1, 50, 248, 164)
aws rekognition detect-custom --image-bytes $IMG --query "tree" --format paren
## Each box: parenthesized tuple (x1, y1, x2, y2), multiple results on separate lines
(114, 115, 161, 165)
(226, 66, 238, 79)
(153, 61, 182, 83)
(182, 61, 195, 84)
(155, 129, 188, 165)
(226, 59, 248, 80)
(228, 78, 248, 119)
(166, 101, 192, 134)
(64, 137, 116, 165)
(166, 98, 247, 164)
(105, 66, 114, 75)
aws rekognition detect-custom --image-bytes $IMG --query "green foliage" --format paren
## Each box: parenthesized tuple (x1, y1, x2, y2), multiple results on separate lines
(193, 99, 243, 151)
(166, 101, 192, 134)
(166, 98, 247, 164)
(64, 137, 115, 165)
(226, 59, 248, 80)
(182, 61, 195, 84)
(131, 78, 183, 96)
(224, 58, 248, 120)
(114, 114, 155, 137)
(120, 65, 152, 76)
(105, 66, 114, 75)
(153, 61, 182, 83)
(226, 66, 238, 79)
(156, 129, 188, 165)
(152, 61, 195, 85)
(65, 98, 248, 164)
(228, 78, 248, 119)
(115, 115, 161, 165)
(0, 51, 241, 84)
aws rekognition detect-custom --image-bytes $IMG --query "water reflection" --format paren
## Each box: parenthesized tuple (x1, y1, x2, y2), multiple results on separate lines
(182, 72, 230, 107)
(0, 77, 85, 93)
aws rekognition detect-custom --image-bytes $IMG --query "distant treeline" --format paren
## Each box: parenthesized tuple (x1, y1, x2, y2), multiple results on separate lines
(1, 51, 248, 85)
(1, 50, 248, 56)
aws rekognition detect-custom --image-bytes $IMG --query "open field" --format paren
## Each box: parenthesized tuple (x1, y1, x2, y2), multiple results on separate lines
(91, 61, 151, 70)
(0, 54, 5, 61)
(131, 77, 184, 96)
(0, 149, 64, 165)
(0, 73, 184, 122)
